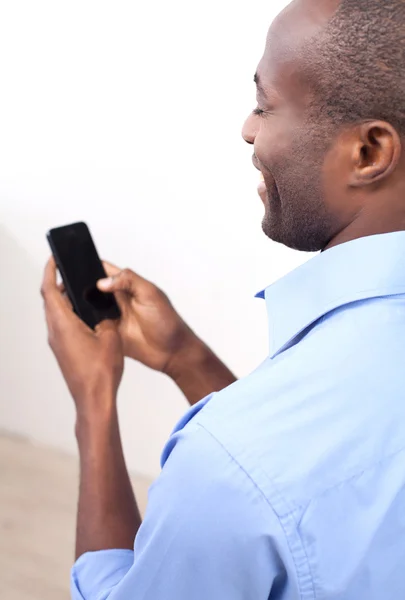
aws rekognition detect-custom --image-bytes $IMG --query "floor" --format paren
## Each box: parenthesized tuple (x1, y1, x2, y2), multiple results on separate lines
(0, 434, 151, 600)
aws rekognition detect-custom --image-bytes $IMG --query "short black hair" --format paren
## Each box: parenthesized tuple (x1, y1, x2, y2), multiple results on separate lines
(304, 0, 405, 134)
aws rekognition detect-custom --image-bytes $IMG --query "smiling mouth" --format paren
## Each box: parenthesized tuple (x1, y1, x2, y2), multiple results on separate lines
(252, 155, 268, 203)
(252, 155, 261, 171)
(252, 155, 266, 184)
(252, 155, 266, 182)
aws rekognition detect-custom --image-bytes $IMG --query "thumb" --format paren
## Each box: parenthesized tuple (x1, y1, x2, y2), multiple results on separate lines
(95, 319, 119, 334)
(97, 268, 149, 297)
(97, 276, 117, 292)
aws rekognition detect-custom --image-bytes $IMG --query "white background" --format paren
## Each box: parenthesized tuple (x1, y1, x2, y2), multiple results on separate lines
(0, 0, 308, 479)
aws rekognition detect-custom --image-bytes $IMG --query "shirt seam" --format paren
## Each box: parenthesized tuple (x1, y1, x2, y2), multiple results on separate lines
(313, 284, 405, 309)
(297, 441, 405, 507)
(196, 422, 315, 600)
(271, 287, 405, 358)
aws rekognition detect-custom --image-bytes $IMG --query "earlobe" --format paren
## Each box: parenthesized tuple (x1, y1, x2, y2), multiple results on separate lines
(349, 121, 401, 187)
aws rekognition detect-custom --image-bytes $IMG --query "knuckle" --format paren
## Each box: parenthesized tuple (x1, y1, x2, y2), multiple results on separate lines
(147, 280, 162, 296)
(121, 268, 133, 279)
(119, 269, 135, 291)
(143, 284, 157, 300)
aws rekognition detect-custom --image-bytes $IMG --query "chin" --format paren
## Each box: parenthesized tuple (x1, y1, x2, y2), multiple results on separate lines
(261, 194, 286, 245)
(261, 211, 325, 252)
(260, 185, 335, 252)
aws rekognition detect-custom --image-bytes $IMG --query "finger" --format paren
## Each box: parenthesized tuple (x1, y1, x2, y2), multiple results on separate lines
(97, 268, 150, 296)
(41, 257, 71, 320)
(95, 319, 119, 336)
(102, 261, 121, 277)
(41, 256, 58, 297)
(41, 258, 65, 307)
(57, 282, 73, 310)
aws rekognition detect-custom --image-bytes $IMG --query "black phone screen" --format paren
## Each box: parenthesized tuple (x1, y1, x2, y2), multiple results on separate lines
(47, 222, 120, 329)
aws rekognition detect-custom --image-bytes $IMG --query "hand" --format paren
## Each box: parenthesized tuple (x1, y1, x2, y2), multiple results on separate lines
(41, 258, 124, 418)
(97, 263, 200, 375)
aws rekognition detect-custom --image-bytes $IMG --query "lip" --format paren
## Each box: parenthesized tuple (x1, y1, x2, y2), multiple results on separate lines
(252, 155, 261, 171)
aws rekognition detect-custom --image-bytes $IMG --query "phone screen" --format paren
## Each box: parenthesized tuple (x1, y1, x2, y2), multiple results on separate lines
(47, 222, 120, 329)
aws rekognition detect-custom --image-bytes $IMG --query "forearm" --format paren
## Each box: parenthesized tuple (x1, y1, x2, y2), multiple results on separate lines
(167, 338, 237, 406)
(75, 401, 141, 559)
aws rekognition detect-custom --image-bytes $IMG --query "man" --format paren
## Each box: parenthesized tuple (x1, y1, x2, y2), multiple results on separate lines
(42, 0, 405, 598)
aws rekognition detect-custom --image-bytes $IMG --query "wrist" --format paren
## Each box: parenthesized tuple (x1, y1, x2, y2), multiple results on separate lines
(165, 334, 210, 383)
(166, 334, 236, 405)
(75, 395, 118, 445)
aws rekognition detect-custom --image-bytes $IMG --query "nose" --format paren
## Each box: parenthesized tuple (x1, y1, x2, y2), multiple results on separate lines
(242, 112, 258, 145)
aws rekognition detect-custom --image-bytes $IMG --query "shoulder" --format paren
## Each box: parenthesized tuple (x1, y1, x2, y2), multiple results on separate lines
(173, 295, 405, 511)
(157, 416, 308, 597)
(160, 412, 299, 554)
(158, 295, 405, 598)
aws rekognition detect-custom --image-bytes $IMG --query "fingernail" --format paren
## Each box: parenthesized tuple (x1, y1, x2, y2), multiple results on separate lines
(98, 277, 113, 290)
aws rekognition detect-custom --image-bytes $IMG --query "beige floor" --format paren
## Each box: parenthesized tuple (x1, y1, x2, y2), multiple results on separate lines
(0, 434, 151, 600)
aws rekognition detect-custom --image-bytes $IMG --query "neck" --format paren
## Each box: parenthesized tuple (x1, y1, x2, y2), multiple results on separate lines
(325, 194, 405, 250)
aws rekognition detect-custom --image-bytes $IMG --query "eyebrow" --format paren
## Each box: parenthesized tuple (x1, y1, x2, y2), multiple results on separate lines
(254, 72, 266, 97)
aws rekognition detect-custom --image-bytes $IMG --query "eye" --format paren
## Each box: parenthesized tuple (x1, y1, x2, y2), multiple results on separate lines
(253, 107, 266, 117)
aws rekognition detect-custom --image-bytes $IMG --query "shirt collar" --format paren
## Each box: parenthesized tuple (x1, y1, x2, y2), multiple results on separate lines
(258, 232, 405, 359)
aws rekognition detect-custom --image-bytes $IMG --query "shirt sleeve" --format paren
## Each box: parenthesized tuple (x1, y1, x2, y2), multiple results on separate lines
(71, 424, 293, 600)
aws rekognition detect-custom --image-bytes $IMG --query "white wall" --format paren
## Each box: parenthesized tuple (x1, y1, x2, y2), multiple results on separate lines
(0, 0, 308, 479)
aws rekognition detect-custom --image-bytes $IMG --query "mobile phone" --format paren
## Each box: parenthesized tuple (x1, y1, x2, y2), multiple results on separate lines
(47, 222, 121, 329)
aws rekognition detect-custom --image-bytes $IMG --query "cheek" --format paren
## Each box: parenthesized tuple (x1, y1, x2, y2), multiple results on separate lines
(321, 142, 361, 219)
(254, 119, 294, 175)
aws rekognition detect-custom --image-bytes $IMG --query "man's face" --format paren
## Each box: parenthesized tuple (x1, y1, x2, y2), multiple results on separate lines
(243, 0, 343, 252)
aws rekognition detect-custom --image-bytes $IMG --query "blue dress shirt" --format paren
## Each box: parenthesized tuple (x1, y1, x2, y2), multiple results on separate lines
(71, 232, 405, 599)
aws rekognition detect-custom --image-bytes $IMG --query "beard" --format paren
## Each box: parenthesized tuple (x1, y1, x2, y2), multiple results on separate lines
(262, 182, 336, 251)
(261, 130, 338, 252)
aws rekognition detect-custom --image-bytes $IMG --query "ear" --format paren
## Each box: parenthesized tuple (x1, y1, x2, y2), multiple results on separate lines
(349, 121, 402, 187)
